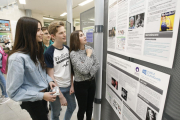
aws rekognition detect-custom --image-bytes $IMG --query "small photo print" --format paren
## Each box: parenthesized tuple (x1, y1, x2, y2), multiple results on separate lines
(118, 30, 125, 35)
(129, 16, 135, 29)
(109, 27, 116, 37)
(135, 13, 145, 28)
(146, 107, 156, 120)
(111, 77, 118, 90)
(121, 87, 127, 101)
(160, 11, 175, 31)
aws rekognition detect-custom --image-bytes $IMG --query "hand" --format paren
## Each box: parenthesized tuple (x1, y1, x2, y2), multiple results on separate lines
(86, 49, 92, 57)
(49, 81, 56, 90)
(59, 95, 68, 106)
(69, 86, 74, 95)
(43, 92, 57, 102)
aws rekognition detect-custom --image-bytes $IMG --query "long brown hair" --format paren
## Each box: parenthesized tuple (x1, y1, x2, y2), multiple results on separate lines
(70, 30, 82, 53)
(8, 17, 45, 69)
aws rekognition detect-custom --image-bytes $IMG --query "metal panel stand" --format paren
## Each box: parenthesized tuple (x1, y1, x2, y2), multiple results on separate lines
(93, 0, 104, 120)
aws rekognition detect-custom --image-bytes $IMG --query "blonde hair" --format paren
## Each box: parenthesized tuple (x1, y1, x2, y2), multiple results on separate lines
(48, 21, 65, 35)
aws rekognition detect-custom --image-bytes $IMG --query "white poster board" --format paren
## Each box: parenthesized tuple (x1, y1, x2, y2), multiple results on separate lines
(106, 54, 170, 120)
(108, 0, 180, 68)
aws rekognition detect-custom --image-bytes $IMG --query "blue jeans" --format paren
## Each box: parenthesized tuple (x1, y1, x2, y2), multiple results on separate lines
(50, 86, 76, 120)
(0, 71, 8, 97)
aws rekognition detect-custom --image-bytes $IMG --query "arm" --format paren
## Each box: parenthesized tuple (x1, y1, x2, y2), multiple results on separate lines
(90, 52, 100, 76)
(46, 68, 67, 106)
(70, 51, 94, 75)
(6, 60, 44, 102)
(69, 73, 74, 95)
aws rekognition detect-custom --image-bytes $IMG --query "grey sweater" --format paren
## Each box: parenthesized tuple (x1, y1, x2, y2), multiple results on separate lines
(70, 45, 100, 82)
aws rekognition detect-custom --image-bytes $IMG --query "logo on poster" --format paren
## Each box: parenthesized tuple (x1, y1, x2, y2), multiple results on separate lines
(134, 67, 140, 76)
(142, 69, 147, 75)
(142, 69, 161, 81)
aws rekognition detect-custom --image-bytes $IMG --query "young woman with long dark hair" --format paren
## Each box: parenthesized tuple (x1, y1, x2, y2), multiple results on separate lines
(6, 17, 57, 120)
(70, 30, 100, 120)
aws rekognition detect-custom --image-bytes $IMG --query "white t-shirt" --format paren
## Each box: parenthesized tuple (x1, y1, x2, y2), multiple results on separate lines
(44, 45, 71, 87)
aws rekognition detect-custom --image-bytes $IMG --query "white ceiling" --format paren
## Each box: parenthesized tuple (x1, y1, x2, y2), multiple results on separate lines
(0, 0, 16, 6)
(17, 0, 95, 20)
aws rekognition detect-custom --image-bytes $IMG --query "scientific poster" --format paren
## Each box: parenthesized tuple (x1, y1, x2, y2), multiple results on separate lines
(106, 54, 170, 120)
(83, 26, 94, 43)
(107, 0, 180, 68)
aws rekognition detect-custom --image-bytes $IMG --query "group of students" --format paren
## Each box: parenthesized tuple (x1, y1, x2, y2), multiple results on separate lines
(6, 17, 100, 120)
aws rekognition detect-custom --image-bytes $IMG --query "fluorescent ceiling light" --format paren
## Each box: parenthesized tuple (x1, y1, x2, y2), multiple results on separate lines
(43, 17, 54, 20)
(60, 12, 67, 16)
(79, 0, 93, 6)
(90, 19, 94, 21)
(19, 0, 26, 4)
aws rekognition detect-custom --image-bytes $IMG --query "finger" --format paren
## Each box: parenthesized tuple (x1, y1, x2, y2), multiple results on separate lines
(49, 92, 56, 94)
(52, 96, 57, 98)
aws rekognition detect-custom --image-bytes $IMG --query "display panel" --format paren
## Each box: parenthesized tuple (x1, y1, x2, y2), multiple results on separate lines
(106, 54, 170, 120)
(107, 0, 180, 68)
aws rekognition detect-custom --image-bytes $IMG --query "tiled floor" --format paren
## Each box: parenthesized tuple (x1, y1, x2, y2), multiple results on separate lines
(0, 99, 78, 120)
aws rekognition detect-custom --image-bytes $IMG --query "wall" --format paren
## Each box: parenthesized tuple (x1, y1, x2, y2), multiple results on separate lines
(32, 12, 44, 26)
(0, 4, 44, 47)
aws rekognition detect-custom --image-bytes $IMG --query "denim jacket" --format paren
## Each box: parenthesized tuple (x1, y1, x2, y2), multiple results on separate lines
(6, 52, 53, 102)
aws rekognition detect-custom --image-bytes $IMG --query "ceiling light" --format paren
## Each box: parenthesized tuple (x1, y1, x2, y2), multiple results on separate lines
(19, 0, 26, 4)
(60, 12, 67, 16)
(79, 0, 93, 6)
(90, 19, 94, 21)
(43, 17, 54, 20)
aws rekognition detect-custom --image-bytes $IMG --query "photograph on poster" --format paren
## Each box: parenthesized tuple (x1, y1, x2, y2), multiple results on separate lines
(111, 77, 118, 90)
(121, 87, 127, 101)
(0, 33, 12, 43)
(129, 16, 135, 29)
(0, 20, 11, 31)
(135, 13, 144, 28)
(146, 107, 156, 120)
(160, 11, 175, 31)
(109, 27, 116, 37)
(118, 30, 124, 35)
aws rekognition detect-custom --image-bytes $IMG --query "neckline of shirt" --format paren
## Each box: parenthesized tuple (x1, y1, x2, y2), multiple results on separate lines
(52, 45, 64, 50)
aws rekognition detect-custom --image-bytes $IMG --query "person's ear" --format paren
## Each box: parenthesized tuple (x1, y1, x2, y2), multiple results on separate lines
(51, 34, 55, 40)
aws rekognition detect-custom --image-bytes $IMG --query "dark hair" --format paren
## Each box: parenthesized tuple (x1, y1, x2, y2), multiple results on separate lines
(42, 27, 48, 31)
(8, 17, 45, 69)
(70, 30, 82, 53)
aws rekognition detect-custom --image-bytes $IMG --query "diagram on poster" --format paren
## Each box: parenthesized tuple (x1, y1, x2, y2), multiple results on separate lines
(107, 0, 180, 68)
(106, 54, 170, 120)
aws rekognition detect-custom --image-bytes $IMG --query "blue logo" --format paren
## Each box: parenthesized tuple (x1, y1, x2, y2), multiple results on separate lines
(142, 69, 147, 75)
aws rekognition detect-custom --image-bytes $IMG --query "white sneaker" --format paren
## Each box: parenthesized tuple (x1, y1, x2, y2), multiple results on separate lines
(0, 95, 4, 101)
(0, 97, 10, 104)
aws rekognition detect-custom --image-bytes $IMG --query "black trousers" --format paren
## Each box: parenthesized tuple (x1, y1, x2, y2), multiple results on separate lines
(74, 78, 96, 120)
(20, 100, 49, 120)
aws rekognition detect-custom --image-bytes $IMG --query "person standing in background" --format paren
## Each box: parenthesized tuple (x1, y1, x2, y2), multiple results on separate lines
(0, 50, 9, 104)
(42, 27, 54, 53)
